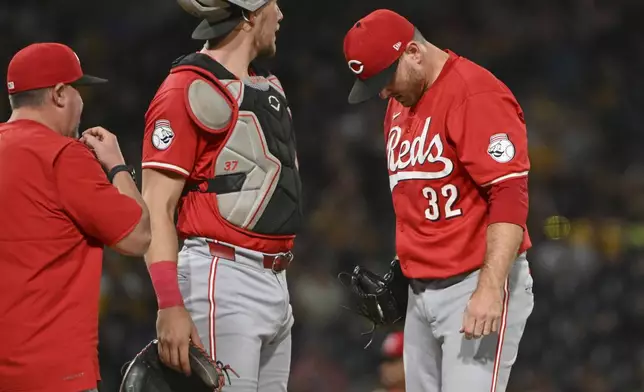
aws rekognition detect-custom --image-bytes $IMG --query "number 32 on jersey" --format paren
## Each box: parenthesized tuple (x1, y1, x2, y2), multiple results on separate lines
(422, 184, 462, 221)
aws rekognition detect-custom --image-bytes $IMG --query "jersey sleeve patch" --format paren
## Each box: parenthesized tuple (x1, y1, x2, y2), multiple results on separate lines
(151, 120, 175, 151)
(487, 133, 515, 163)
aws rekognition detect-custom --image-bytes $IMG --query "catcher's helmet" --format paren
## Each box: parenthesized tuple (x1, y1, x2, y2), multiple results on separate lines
(176, 0, 272, 40)
(177, 0, 271, 16)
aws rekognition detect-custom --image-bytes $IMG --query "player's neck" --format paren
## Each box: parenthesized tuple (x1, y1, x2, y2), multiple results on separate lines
(424, 45, 450, 88)
(8, 108, 65, 136)
(201, 37, 256, 80)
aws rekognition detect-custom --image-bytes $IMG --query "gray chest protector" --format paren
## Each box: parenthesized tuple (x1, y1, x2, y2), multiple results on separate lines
(172, 53, 303, 236)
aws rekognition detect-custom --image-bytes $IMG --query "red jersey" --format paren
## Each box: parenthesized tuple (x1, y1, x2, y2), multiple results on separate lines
(384, 51, 531, 279)
(142, 68, 294, 253)
(0, 120, 142, 392)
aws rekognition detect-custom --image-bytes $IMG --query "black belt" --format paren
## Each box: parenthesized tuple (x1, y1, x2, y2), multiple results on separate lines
(409, 269, 477, 294)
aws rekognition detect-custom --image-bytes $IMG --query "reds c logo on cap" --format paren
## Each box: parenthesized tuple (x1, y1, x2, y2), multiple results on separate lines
(343, 10, 415, 80)
(347, 60, 364, 75)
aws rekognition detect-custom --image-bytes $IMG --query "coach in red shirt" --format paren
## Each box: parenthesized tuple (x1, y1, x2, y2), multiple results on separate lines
(0, 43, 151, 392)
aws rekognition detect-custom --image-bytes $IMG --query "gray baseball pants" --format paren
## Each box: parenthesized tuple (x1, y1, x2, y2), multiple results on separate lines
(177, 237, 293, 392)
(403, 254, 534, 392)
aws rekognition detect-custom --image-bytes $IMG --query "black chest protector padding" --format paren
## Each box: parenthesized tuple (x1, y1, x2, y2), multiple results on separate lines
(172, 53, 303, 236)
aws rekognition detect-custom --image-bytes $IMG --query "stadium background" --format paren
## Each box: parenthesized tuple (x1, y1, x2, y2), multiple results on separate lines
(1, 0, 643, 391)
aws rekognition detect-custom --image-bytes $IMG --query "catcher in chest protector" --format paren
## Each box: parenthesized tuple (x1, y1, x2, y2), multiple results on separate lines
(123, 0, 302, 390)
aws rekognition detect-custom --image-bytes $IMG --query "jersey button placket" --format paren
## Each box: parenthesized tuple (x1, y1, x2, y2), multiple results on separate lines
(397, 185, 406, 233)
(405, 117, 414, 134)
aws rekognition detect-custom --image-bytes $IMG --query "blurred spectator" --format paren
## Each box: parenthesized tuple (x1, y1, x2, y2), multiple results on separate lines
(373, 331, 405, 392)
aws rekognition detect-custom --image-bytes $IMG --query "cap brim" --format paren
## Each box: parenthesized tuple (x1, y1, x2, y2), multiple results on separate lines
(348, 60, 399, 105)
(192, 18, 242, 40)
(72, 74, 108, 86)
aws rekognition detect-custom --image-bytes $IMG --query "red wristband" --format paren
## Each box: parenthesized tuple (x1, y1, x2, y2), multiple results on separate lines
(148, 261, 184, 309)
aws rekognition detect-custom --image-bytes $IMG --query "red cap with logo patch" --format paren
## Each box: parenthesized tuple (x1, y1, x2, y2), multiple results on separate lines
(343, 9, 415, 104)
(6, 43, 107, 94)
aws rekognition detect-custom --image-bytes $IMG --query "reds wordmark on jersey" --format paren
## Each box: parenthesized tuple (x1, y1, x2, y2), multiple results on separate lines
(384, 51, 531, 279)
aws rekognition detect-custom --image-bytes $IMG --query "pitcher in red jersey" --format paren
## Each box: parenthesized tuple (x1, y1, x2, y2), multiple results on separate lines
(343, 9, 534, 392)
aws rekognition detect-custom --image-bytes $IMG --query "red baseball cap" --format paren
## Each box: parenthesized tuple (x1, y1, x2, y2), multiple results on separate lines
(381, 331, 404, 359)
(7, 42, 107, 94)
(343, 9, 415, 104)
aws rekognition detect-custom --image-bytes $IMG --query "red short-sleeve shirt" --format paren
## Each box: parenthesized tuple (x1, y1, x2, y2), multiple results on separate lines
(384, 51, 531, 279)
(0, 120, 142, 392)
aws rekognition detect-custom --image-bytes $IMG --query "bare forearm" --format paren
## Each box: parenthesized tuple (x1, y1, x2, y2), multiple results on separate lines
(143, 209, 184, 309)
(477, 223, 523, 292)
(140, 168, 186, 309)
(145, 211, 180, 266)
(141, 169, 185, 266)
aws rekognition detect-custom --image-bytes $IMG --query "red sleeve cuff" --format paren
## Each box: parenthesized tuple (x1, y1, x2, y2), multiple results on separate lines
(105, 206, 142, 247)
(487, 177, 528, 227)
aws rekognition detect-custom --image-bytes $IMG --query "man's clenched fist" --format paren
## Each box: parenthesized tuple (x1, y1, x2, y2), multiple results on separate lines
(79, 126, 125, 171)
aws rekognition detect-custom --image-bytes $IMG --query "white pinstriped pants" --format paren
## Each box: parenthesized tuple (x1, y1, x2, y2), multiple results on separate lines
(177, 237, 293, 392)
(403, 254, 534, 392)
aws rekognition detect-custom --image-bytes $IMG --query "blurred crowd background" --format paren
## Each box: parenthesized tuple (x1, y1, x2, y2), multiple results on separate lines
(1, 0, 643, 391)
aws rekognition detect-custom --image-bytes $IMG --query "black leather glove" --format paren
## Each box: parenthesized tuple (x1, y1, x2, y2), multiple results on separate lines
(119, 339, 237, 392)
(339, 258, 409, 347)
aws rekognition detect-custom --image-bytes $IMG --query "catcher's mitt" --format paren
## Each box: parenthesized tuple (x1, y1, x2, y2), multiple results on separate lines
(119, 339, 237, 392)
(338, 258, 409, 348)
